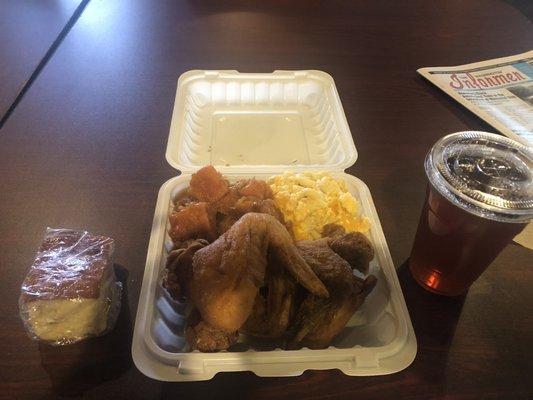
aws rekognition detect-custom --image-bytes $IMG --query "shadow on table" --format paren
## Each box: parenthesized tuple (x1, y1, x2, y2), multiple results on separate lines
(396, 259, 466, 385)
(38, 264, 132, 397)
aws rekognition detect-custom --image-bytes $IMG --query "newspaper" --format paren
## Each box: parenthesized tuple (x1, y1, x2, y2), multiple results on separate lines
(418, 51, 533, 145)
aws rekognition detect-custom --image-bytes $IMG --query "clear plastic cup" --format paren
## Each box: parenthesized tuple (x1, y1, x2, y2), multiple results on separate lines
(410, 131, 533, 296)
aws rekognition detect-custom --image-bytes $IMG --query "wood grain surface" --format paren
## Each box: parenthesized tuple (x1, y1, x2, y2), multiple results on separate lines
(0, 1, 531, 399)
(0, 0, 85, 122)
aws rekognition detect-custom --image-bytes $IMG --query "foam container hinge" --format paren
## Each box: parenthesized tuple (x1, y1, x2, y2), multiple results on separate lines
(132, 70, 416, 381)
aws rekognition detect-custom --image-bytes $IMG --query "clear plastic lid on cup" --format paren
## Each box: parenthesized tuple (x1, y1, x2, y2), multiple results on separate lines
(425, 131, 533, 223)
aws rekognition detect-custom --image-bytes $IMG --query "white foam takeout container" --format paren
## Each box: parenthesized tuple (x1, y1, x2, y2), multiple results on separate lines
(132, 70, 417, 381)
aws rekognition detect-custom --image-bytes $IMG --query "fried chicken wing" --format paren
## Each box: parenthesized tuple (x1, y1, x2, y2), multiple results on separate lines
(321, 223, 347, 239)
(292, 236, 376, 349)
(190, 213, 328, 333)
(241, 257, 297, 338)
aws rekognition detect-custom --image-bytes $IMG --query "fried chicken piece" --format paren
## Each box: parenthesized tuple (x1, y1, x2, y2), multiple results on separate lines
(215, 213, 238, 236)
(256, 199, 285, 223)
(241, 257, 297, 338)
(163, 239, 209, 299)
(329, 232, 374, 274)
(233, 196, 262, 215)
(321, 224, 374, 274)
(241, 292, 269, 337)
(216, 196, 285, 236)
(190, 213, 328, 333)
(233, 197, 284, 221)
(169, 202, 216, 244)
(321, 223, 346, 239)
(185, 310, 238, 352)
(189, 165, 229, 202)
(292, 237, 376, 349)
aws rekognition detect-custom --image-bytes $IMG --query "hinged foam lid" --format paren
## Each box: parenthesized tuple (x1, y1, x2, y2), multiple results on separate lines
(166, 70, 358, 174)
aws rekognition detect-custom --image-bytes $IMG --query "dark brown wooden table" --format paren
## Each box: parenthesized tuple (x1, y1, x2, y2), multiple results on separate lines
(0, 1, 532, 399)
(0, 0, 86, 123)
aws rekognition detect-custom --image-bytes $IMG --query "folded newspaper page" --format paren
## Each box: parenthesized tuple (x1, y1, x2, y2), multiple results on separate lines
(418, 51, 533, 145)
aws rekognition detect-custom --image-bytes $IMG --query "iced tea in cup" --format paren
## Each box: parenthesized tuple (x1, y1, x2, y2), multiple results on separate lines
(410, 131, 532, 296)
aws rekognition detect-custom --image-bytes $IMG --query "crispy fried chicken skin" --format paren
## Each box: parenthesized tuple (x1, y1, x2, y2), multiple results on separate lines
(292, 236, 376, 349)
(185, 310, 238, 352)
(180, 213, 328, 352)
(190, 213, 328, 333)
(241, 257, 298, 338)
(322, 224, 375, 273)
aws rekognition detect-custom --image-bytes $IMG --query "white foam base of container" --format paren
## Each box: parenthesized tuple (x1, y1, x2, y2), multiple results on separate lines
(132, 173, 417, 381)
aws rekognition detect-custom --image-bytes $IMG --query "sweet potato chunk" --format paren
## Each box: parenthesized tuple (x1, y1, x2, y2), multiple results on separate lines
(189, 166, 229, 202)
(238, 179, 273, 199)
(169, 202, 216, 243)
